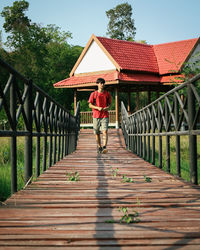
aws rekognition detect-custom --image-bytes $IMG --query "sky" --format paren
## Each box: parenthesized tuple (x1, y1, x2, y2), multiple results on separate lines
(0, 0, 200, 48)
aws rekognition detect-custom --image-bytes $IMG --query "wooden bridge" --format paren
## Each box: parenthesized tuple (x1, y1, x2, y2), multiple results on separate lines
(1, 129, 200, 249)
(1, 58, 200, 249)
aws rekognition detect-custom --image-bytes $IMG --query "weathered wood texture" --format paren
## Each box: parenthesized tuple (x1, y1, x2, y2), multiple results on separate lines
(0, 129, 200, 249)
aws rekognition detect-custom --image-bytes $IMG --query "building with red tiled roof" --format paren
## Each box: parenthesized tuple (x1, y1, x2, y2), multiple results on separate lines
(53, 34, 200, 127)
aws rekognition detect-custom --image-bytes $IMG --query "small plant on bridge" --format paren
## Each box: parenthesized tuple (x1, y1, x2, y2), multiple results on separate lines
(118, 207, 140, 224)
(66, 171, 80, 182)
(144, 175, 152, 182)
(121, 174, 134, 183)
(110, 167, 119, 178)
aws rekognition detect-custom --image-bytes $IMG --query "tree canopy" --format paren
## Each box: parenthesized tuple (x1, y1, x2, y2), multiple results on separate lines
(106, 2, 136, 41)
(0, 0, 83, 109)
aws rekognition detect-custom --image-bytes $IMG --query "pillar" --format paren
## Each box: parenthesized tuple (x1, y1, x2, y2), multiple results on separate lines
(136, 90, 139, 111)
(148, 89, 151, 104)
(74, 89, 77, 114)
(115, 87, 119, 129)
(128, 91, 131, 114)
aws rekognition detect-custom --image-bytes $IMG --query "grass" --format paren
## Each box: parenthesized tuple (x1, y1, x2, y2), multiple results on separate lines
(0, 137, 46, 201)
(149, 135, 200, 183)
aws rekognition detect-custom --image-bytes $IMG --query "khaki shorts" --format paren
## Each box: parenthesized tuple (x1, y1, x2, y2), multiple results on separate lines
(93, 117, 109, 134)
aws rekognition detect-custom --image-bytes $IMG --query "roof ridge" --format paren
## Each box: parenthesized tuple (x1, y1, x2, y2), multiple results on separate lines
(96, 36, 151, 47)
(153, 37, 199, 47)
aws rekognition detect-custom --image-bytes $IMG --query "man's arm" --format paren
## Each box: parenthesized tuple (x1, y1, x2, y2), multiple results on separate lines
(89, 102, 103, 111)
(103, 104, 110, 111)
(103, 92, 111, 111)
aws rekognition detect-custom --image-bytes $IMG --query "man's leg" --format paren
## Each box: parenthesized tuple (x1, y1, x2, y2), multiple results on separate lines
(93, 118, 102, 153)
(101, 118, 109, 153)
(102, 130, 108, 147)
(96, 133, 101, 148)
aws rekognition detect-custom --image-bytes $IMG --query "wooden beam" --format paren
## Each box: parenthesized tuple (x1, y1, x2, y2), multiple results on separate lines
(77, 89, 96, 92)
(136, 90, 139, 111)
(115, 87, 119, 129)
(74, 89, 77, 114)
(148, 89, 151, 104)
(127, 91, 131, 114)
(156, 90, 160, 99)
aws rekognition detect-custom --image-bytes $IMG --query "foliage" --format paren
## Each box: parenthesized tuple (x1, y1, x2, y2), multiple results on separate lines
(106, 2, 136, 40)
(144, 175, 152, 182)
(110, 167, 119, 178)
(121, 174, 134, 183)
(118, 207, 140, 224)
(0, 0, 83, 109)
(66, 171, 80, 182)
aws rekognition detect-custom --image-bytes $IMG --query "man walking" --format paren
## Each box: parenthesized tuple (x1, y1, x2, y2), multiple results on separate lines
(88, 78, 111, 153)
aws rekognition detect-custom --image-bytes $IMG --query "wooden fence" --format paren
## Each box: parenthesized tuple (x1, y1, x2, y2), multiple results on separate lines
(80, 110, 117, 127)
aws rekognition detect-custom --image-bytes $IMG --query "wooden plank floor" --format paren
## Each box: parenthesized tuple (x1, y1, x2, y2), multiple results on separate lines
(0, 129, 200, 249)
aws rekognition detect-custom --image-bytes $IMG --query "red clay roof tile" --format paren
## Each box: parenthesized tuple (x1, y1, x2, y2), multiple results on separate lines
(54, 72, 118, 87)
(153, 38, 199, 75)
(54, 71, 162, 88)
(97, 36, 159, 73)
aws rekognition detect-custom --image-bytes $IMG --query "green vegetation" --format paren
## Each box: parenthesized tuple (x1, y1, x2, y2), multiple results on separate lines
(0, 137, 45, 201)
(0, 137, 25, 201)
(121, 174, 134, 183)
(105, 206, 140, 224)
(0, 0, 83, 111)
(106, 2, 136, 41)
(152, 135, 200, 183)
(118, 207, 140, 224)
(110, 167, 119, 178)
(144, 175, 152, 183)
(66, 171, 80, 182)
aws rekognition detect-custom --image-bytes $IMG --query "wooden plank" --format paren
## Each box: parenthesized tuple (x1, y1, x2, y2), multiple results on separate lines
(0, 129, 200, 249)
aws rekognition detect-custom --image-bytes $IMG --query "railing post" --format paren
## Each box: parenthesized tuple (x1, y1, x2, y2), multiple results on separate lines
(24, 80, 33, 184)
(53, 106, 58, 164)
(158, 102, 162, 169)
(152, 106, 155, 165)
(143, 111, 146, 160)
(147, 108, 150, 162)
(64, 112, 69, 156)
(174, 94, 181, 177)
(10, 75, 17, 193)
(42, 97, 48, 172)
(187, 82, 197, 184)
(57, 109, 61, 161)
(61, 110, 64, 159)
(36, 92, 41, 177)
(165, 98, 170, 173)
(48, 102, 54, 168)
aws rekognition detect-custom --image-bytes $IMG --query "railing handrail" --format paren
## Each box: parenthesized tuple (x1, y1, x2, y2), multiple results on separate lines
(0, 58, 80, 197)
(121, 73, 200, 185)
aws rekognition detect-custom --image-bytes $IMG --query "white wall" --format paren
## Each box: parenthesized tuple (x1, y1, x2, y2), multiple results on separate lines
(187, 43, 200, 69)
(74, 40, 116, 74)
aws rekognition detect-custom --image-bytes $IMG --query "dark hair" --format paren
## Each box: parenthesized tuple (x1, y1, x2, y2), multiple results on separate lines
(96, 78, 105, 84)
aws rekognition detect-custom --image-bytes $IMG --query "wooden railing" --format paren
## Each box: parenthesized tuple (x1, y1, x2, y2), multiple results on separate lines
(121, 73, 200, 184)
(80, 110, 116, 127)
(0, 58, 80, 194)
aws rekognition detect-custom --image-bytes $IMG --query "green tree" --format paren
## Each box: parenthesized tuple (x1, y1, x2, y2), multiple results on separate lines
(106, 2, 136, 40)
(1, 0, 83, 109)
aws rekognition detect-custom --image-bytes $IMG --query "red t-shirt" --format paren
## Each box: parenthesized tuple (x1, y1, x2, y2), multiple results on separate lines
(88, 90, 111, 118)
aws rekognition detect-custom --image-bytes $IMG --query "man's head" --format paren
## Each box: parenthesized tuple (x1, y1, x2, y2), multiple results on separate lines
(96, 78, 105, 92)
(96, 78, 105, 85)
